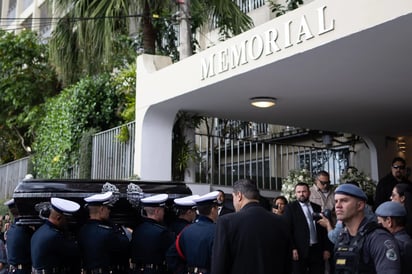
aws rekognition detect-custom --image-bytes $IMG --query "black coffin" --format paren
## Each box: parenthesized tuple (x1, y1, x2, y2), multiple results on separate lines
(12, 179, 192, 228)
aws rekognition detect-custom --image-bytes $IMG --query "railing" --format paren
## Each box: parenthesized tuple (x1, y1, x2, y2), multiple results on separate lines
(91, 122, 135, 179)
(0, 157, 30, 199)
(195, 133, 349, 191)
(236, 0, 266, 14)
(0, 121, 348, 194)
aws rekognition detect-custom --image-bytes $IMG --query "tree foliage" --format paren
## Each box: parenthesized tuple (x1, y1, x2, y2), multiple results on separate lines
(49, 0, 254, 85)
(32, 74, 125, 178)
(268, 0, 305, 17)
(49, 0, 155, 85)
(0, 29, 59, 163)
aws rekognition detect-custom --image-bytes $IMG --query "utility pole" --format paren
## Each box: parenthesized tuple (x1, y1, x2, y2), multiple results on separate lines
(177, 1, 197, 183)
(178, 0, 193, 59)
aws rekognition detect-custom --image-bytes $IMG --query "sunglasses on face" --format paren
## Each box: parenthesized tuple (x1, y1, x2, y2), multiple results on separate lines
(392, 165, 406, 170)
(318, 180, 330, 185)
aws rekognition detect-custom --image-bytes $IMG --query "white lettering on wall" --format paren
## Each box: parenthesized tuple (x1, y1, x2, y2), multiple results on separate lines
(201, 5, 335, 80)
(263, 29, 281, 56)
(248, 35, 264, 60)
(296, 15, 314, 44)
(318, 5, 335, 35)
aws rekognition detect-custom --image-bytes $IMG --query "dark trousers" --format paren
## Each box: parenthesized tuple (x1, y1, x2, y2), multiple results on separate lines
(292, 244, 325, 274)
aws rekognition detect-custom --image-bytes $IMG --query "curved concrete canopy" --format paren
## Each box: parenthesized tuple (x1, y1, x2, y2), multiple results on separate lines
(139, 0, 412, 137)
(135, 0, 412, 180)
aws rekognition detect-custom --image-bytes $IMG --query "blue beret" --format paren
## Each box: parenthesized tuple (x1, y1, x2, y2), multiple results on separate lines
(375, 201, 406, 217)
(335, 184, 368, 201)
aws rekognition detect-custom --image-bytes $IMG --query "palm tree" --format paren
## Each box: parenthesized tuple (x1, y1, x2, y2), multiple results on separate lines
(177, 0, 254, 59)
(49, 0, 253, 85)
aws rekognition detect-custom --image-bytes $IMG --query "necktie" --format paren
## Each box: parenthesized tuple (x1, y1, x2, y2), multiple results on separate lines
(304, 203, 318, 244)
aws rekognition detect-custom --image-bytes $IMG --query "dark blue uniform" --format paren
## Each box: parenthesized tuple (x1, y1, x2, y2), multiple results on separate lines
(168, 218, 191, 237)
(6, 220, 34, 273)
(334, 218, 401, 274)
(78, 220, 130, 273)
(167, 216, 215, 274)
(30, 220, 80, 273)
(131, 218, 174, 274)
(393, 229, 412, 274)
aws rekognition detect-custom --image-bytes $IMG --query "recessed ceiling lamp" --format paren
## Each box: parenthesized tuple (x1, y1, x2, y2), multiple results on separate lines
(250, 97, 277, 108)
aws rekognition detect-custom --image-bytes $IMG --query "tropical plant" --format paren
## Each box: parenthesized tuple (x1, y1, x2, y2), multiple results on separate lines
(49, 0, 140, 85)
(48, 0, 254, 85)
(0, 29, 59, 163)
(268, 0, 305, 17)
(172, 112, 203, 181)
(32, 74, 125, 178)
(281, 168, 314, 202)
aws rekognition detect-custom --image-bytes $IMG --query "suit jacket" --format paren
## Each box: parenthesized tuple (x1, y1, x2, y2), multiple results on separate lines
(218, 205, 234, 216)
(283, 201, 331, 259)
(211, 202, 291, 274)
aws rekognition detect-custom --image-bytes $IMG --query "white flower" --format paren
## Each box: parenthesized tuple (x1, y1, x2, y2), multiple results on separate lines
(340, 166, 376, 198)
(281, 169, 314, 202)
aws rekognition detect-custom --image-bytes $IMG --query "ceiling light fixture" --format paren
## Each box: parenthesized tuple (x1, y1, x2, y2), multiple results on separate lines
(250, 97, 277, 108)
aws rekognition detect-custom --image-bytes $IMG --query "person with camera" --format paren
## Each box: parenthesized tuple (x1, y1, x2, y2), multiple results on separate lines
(283, 182, 331, 274)
(310, 171, 335, 218)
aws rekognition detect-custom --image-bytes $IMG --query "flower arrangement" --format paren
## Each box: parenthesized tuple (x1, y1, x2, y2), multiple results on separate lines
(339, 166, 376, 199)
(281, 168, 314, 202)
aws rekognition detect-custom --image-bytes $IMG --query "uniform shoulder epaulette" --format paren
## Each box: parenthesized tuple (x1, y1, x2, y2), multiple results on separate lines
(97, 224, 112, 230)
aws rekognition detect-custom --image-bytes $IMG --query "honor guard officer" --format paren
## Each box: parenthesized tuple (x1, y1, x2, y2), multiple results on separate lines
(78, 191, 130, 274)
(334, 184, 401, 274)
(168, 195, 199, 236)
(131, 194, 174, 274)
(31, 197, 81, 274)
(4, 199, 34, 274)
(376, 201, 412, 274)
(167, 191, 219, 274)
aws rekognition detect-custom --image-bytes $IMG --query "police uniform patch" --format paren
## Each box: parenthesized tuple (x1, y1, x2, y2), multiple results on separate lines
(383, 240, 398, 261)
(386, 248, 398, 261)
(384, 239, 395, 249)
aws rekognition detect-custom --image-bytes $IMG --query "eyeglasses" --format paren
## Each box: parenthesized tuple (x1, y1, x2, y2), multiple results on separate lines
(392, 165, 406, 170)
(318, 180, 330, 185)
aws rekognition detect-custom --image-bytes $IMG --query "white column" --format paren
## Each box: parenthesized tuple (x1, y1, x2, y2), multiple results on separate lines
(134, 54, 176, 181)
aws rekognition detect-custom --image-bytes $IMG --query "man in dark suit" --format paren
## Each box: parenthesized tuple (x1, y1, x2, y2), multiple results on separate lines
(216, 190, 234, 216)
(283, 182, 331, 274)
(211, 179, 291, 274)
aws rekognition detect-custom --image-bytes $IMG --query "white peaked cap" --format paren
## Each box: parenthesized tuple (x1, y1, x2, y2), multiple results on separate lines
(193, 191, 220, 205)
(174, 195, 200, 208)
(84, 191, 115, 206)
(51, 197, 80, 215)
(141, 194, 168, 207)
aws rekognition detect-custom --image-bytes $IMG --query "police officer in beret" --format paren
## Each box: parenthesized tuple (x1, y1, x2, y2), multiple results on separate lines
(4, 199, 34, 274)
(78, 191, 130, 274)
(168, 195, 199, 236)
(131, 194, 174, 274)
(334, 184, 401, 274)
(31, 197, 81, 274)
(167, 192, 219, 274)
(376, 201, 412, 274)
